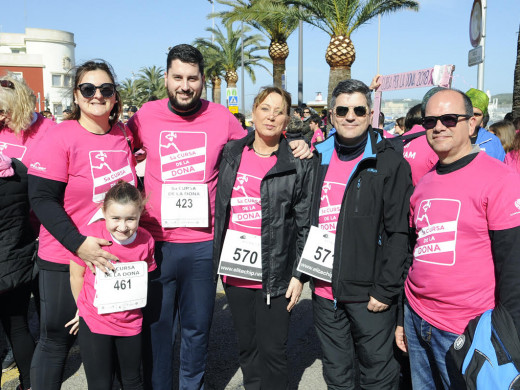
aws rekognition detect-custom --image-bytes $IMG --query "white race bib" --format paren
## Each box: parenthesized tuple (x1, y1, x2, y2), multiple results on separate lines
(218, 229, 262, 282)
(94, 261, 148, 314)
(297, 226, 335, 282)
(161, 183, 209, 227)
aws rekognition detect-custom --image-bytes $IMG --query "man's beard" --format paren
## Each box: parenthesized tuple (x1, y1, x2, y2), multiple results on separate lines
(167, 88, 202, 112)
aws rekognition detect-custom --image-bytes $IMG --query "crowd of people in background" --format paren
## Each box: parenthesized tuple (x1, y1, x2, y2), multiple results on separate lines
(1, 42, 520, 390)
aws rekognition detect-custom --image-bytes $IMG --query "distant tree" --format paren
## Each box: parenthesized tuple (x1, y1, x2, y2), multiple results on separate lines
(212, 0, 300, 88)
(194, 23, 270, 91)
(274, 0, 419, 105)
(513, 24, 520, 120)
(195, 43, 225, 104)
(137, 65, 167, 102)
(119, 78, 141, 107)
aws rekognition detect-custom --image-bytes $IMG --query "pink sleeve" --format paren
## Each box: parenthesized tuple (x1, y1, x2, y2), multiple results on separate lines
(127, 114, 143, 150)
(28, 133, 69, 182)
(146, 235, 157, 272)
(486, 171, 520, 230)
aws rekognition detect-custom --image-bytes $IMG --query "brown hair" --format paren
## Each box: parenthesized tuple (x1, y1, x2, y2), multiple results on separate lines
(490, 121, 516, 153)
(103, 181, 145, 213)
(69, 60, 122, 127)
(252, 86, 291, 116)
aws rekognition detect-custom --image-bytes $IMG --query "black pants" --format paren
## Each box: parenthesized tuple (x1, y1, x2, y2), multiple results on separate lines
(225, 284, 290, 390)
(312, 293, 400, 390)
(79, 318, 143, 390)
(30, 267, 77, 390)
(0, 283, 35, 390)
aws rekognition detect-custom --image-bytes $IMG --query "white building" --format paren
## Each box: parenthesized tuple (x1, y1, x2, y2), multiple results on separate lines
(0, 27, 76, 117)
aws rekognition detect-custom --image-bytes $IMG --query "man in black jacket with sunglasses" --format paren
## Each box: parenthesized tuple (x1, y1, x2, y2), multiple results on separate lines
(304, 79, 412, 389)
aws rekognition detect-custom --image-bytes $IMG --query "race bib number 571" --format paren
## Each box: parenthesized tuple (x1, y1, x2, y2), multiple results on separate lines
(297, 226, 335, 282)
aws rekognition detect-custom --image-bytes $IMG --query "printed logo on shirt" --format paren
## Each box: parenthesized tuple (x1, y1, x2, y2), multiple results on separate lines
(30, 161, 46, 171)
(230, 173, 262, 229)
(414, 198, 461, 266)
(0, 142, 27, 161)
(511, 199, 520, 216)
(318, 181, 345, 233)
(89, 150, 134, 202)
(159, 131, 207, 182)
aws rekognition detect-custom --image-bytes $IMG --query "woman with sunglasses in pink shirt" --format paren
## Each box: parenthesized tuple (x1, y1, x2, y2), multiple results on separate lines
(28, 60, 138, 390)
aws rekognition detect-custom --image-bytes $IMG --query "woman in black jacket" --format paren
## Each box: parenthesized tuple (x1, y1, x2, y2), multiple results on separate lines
(213, 86, 314, 390)
(0, 152, 37, 390)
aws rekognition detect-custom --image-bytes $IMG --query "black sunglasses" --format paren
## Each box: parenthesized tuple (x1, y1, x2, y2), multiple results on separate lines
(422, 114, 471, 130)
(0, 80, 15, 89)
(335, 105, 368, 117)
(78, 83, 116, 98)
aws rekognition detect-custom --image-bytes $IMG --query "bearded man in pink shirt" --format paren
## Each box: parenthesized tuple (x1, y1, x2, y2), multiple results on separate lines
(127, 44, 310, 390)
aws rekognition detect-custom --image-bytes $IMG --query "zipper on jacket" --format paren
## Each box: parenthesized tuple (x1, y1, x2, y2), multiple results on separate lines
(333, 298, 338, 319)
(267, 292, 271, 306)
(378, 234, 382, 246)
(354, 177, 362, 213)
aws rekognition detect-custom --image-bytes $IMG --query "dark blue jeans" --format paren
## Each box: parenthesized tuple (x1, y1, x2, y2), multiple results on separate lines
(404, 304, 466, 390)
(142, 240, 215, 390)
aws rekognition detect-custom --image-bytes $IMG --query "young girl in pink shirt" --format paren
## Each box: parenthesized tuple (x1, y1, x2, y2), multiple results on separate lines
(67, 181, 155, 390)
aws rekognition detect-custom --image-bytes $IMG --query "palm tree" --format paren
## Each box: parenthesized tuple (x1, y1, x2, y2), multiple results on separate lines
(119, 78, 141, 107)
(194, 23, 270, 92)
(277, 0, 419, 105)
(196, 44, 225, 104)
(212, 0, 300, 88)
(513, 23, 520, 120)
(137, 65, 167, 102)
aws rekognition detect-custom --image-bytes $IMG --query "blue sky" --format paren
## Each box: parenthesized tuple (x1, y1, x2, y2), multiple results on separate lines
(1, 0, 518, 112)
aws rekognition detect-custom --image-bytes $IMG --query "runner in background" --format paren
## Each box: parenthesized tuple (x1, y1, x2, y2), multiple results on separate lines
(213, 87, 313, 390)
(28, 60, 137, 390)
(67, 181, 155, 390)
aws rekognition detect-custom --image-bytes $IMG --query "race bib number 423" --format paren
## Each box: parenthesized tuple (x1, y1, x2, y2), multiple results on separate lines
(161, 183, 209, 228)
(218, 230, 262, 282)
(297, 226, 335, 282)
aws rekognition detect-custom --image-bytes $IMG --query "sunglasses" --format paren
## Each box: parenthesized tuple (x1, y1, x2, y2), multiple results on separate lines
(422, 114, 471, 130)
(335, 106, 368, 117)
(78, 83, 116, 98)
(0, 80, 15, 89)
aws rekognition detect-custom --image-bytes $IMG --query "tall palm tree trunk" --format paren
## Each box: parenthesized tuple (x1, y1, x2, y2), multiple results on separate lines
(328, 67, 352, 107)
(212, 77, 222, 105)
(269, 40, 289, 88)
(513, 24, 520, 120)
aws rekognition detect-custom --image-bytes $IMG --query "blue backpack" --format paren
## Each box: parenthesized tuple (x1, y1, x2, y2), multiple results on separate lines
(450, 306, 520, 389)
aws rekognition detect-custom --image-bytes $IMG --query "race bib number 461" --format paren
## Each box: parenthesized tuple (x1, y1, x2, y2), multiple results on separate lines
(297, 226, 335, 282)
(94, 261, 148, 314)
(218, 230, 262, 282)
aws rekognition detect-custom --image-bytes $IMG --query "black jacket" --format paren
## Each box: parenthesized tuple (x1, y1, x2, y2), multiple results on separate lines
(213, 132, 314, 299)
(0, 158, 37, 293)
(312, 128, 413, 305)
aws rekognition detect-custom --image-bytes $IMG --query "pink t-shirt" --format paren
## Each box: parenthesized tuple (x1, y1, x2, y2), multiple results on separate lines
(128, 99, 246, 243)
(402, 125, 438, 186)
(405, 152, 520, 334)
(223, 147, 277, 289)
(0, 113, 55, 166)
(72, 222, 156, 336)
(311, 129, 324, 151)
(505, 151, 520, 174)
(28, 120, 137, 264)
(314, 150, 362, 300)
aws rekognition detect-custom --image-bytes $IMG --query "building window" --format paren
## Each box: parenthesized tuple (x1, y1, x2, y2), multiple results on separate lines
(11, 48, 26, 54)
(53, 104, 63, 116)
(52, 74, 62, 87)
(64, 75, 72, 87)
